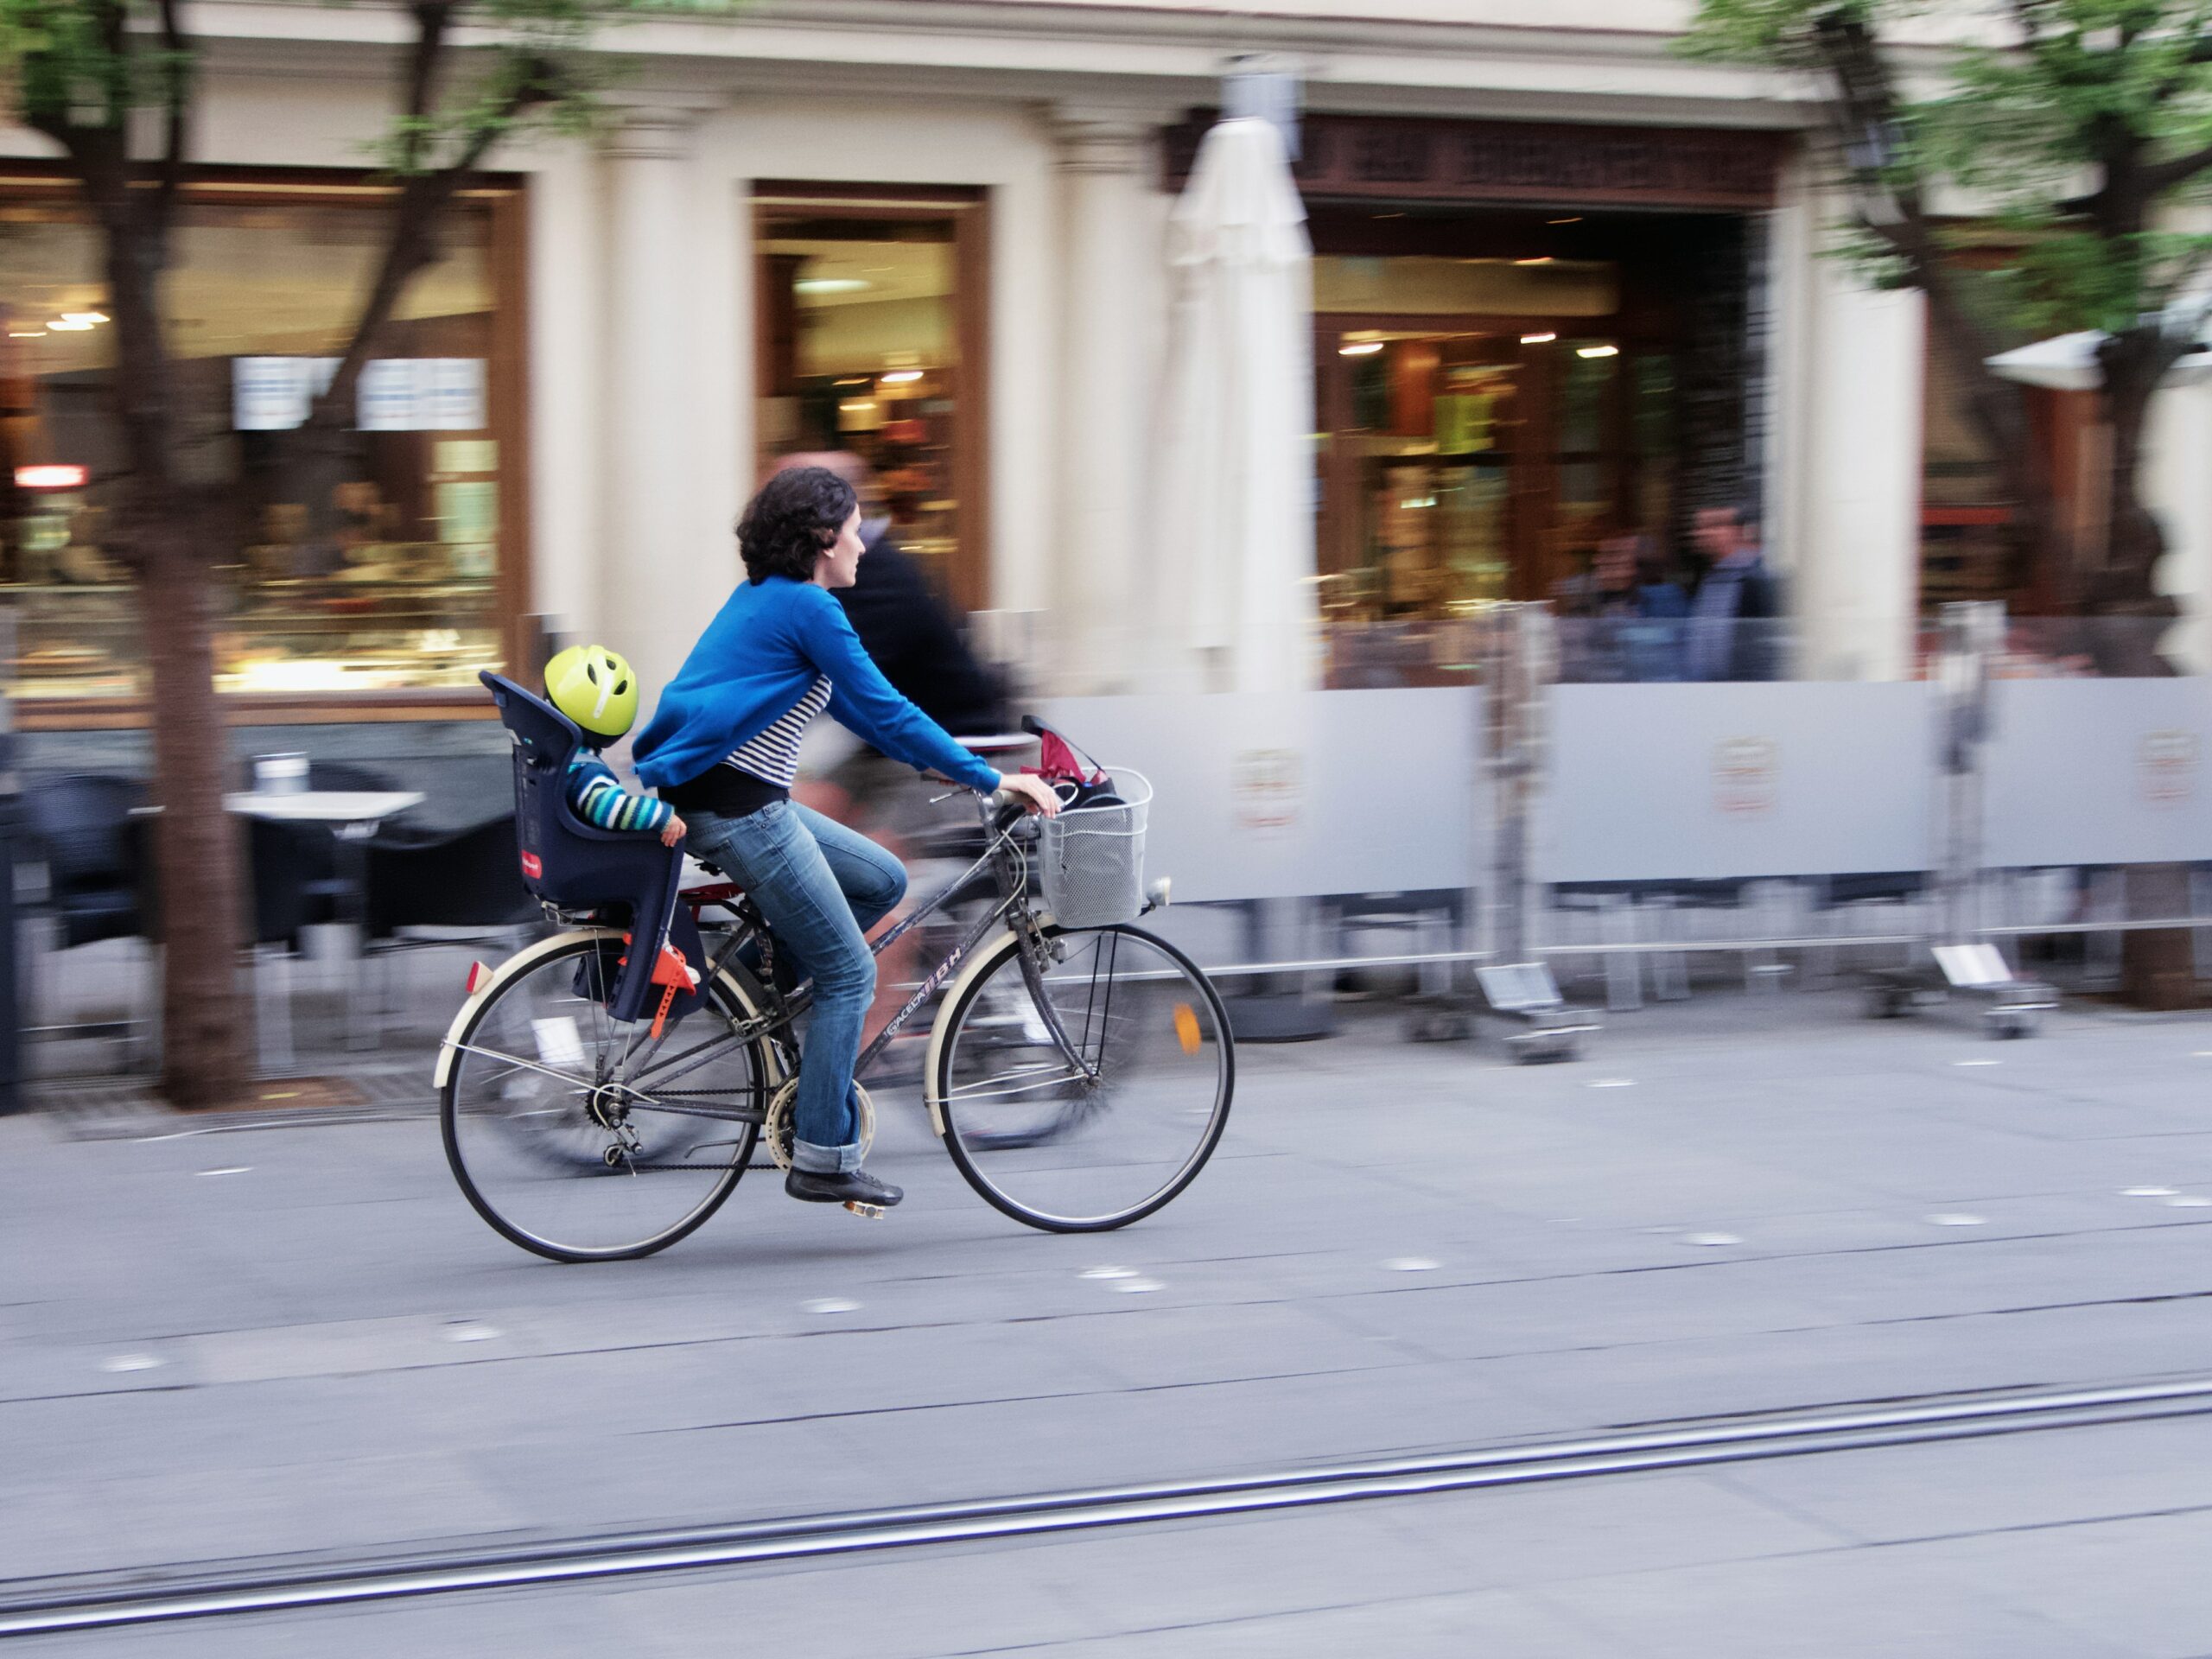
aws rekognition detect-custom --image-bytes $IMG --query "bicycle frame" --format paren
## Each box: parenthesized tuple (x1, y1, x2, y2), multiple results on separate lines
(620, 802, 1101, 1110)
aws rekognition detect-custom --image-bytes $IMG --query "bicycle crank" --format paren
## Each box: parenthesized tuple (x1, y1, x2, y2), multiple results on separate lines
(760, 1077, 878, 1173)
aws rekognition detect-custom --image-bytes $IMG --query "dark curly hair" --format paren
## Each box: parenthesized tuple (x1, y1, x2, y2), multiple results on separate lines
(737, 466, 858, 584)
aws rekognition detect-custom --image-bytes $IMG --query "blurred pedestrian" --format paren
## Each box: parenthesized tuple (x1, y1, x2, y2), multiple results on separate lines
(1686, 504, 1782, 681)
(1614, 534, 1690, 682)
(772, 451, 1006, 737)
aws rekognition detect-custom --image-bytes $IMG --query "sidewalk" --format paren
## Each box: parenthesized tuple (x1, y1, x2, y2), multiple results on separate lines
(6, 991, 2212, 1637)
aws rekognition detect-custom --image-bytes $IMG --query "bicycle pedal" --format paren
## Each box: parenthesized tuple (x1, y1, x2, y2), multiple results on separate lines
(843, 1200, 887, 1220)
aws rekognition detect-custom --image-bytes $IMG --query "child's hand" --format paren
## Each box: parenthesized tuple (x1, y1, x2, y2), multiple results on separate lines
(661, 813, 687, 849)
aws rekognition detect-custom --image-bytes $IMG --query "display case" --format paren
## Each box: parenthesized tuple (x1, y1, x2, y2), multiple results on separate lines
(0, 169, 524, 721)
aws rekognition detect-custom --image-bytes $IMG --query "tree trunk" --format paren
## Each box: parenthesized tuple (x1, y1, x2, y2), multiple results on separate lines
(135, 512, 251, 1105)
(2086, 334, 2180, 674)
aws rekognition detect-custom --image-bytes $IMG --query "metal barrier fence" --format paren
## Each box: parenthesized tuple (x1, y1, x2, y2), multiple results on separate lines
(1039, 604, 2212, 1005)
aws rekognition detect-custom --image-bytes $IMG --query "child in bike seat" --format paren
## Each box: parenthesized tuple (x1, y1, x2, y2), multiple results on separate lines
(545, 645, 688, 849)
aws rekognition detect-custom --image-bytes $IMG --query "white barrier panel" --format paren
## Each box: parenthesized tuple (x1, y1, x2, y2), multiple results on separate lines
(1982, 678, 2212, 868)
(1037, 690, 1484, 903)
(1535, 682, 1940, 883)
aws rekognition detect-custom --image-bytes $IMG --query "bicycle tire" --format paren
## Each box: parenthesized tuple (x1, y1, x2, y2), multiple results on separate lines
(441, 930, 784, 1262)
(929, 922, 1234, 1232)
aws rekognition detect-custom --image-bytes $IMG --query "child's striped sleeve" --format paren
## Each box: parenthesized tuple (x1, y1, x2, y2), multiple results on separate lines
(566, 757, 672, 836)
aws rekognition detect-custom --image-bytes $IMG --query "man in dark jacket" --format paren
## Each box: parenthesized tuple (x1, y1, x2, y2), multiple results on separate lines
(1687, 504, 1783, 681)
(773, 451, 1007, 734)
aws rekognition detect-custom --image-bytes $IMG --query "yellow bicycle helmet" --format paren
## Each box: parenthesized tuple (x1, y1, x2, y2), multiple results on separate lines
(544, 644, 639, 743)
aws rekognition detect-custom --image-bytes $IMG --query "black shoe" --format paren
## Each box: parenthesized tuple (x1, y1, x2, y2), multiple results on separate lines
(785, 1166, 904, 1210)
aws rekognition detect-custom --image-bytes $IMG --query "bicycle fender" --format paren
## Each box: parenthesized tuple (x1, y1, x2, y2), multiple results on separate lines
(921, 926, 1026, 1139)
(434, 929, 622, 1090)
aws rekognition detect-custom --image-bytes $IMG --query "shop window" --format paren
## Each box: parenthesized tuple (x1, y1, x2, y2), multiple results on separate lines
(753, 185, 988, 613)
(0, 175, 522, 715)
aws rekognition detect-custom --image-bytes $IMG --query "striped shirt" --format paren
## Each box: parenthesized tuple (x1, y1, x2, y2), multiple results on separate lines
(565, 752, 674, 836)
(720, 674, 831, 789)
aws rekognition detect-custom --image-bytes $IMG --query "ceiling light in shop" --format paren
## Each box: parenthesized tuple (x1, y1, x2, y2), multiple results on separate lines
(1338, 340, 1384, 356)
(16, 464, 87, 489)
(8, 330, 44, 339)
(795, 277, 871, 295)
(60, 311, 106, 324)
(48, 318, 94, 331)
(839, 400, 878, 415)
(880, 369, 924, 384)
(1576, 344, 1619, 359)
(1513, 257, 1554, 267)
(1520, 332, 1557, 345)
(1548, 217, 1581, 226)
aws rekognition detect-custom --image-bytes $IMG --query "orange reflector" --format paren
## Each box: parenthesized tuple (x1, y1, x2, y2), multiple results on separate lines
(466, 961, 493, 995)
(1173, 1002, 1201, 1055)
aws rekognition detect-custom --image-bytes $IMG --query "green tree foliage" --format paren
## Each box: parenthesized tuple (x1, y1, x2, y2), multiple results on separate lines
(1688, 0, 2212, 626)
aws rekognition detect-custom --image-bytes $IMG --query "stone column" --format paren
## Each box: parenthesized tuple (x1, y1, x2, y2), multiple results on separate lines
(1778, 186, 1925, 681)
(600, 102, 716, 709)
(1052, 107, 1158, 693)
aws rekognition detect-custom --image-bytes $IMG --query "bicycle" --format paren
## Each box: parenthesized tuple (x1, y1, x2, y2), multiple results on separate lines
(436, 733, 1235, 1262)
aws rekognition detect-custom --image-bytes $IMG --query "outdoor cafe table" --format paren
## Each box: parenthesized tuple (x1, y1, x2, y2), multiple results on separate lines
(133, 792, 429, 1060)
(229, 791, 423, 1052)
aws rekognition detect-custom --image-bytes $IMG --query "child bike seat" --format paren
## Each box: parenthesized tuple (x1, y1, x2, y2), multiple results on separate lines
(480, 671, 705, 1027)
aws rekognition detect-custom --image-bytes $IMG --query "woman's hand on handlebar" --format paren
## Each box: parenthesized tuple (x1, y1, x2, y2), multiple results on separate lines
(994, 772, 1062, 819)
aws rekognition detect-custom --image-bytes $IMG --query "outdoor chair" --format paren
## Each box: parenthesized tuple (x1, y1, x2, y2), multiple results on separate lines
(132, 813, 327, 1072)
(306, 760, 398, 794)
(23, 774, 144, 950)
(359, 815, 541, 1041)
(20, 773, 153, 1065)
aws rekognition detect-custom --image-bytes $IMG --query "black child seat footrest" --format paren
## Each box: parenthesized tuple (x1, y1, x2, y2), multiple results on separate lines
(481, 671, 705, 1028)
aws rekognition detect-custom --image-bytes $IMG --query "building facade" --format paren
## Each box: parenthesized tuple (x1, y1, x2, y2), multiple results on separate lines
(3, 0, 2203, 764)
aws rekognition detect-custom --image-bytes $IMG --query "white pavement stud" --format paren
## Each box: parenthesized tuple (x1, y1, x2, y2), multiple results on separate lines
(2123, 1186, 2177, 1198)
(99, 1354, 162, 1373)
(802, 1298, 861, 1314)
(1589, 1078, 1636, 1089)
(1927, 1213, 1987, 1227)
(1080, 1267, 1137, 1281)
(1113, 1279, 1164, 1294)
(1382, 1257, 1440, 1273)
(444, 1320, 500, 1344)
(2165, 1195, 2212, 1209)
(1954, 1058, 2000, 1067)
(196, 1166, 251, 1178)
(1681, 1232, 1742, 1247)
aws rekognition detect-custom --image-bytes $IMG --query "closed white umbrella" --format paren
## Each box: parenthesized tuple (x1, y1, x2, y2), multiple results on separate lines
(1986, 328, 2212, 391)
(1151, 116, 1332, 1039)
(1154, 116, 1320, 694)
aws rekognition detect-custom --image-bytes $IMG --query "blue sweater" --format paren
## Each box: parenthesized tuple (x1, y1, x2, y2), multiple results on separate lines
(633, 575, 1001, 796)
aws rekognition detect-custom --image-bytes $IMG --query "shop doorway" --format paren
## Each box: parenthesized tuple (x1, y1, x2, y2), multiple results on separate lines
(753, 184, 989, 612)
(1308, 207, 1752, 626)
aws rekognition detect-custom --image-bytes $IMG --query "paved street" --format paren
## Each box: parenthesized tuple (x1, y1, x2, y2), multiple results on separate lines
(7, 990, 2212, 1653)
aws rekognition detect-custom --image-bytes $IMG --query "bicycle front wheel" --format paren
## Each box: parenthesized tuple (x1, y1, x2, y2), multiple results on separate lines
(931, 923, 1233, 1231)
(441, 931, 780, 1262)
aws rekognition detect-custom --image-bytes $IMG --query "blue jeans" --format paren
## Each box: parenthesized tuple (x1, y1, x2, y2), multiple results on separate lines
(685, 802, 907, 1174)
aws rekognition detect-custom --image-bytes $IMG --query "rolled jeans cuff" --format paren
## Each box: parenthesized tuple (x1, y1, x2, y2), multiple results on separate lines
(793, 1138, 864, 1175)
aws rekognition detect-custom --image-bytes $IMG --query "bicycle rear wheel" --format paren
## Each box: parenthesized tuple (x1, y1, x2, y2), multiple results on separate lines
(441, 931, 780, 1262)
(931, 923, 1233, 1231)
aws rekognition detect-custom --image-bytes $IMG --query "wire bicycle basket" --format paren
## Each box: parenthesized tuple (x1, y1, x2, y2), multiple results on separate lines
(1034, 768, 1151, 929)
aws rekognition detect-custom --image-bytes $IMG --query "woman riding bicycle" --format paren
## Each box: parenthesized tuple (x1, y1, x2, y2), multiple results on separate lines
(633, 466, 1060, 1214)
